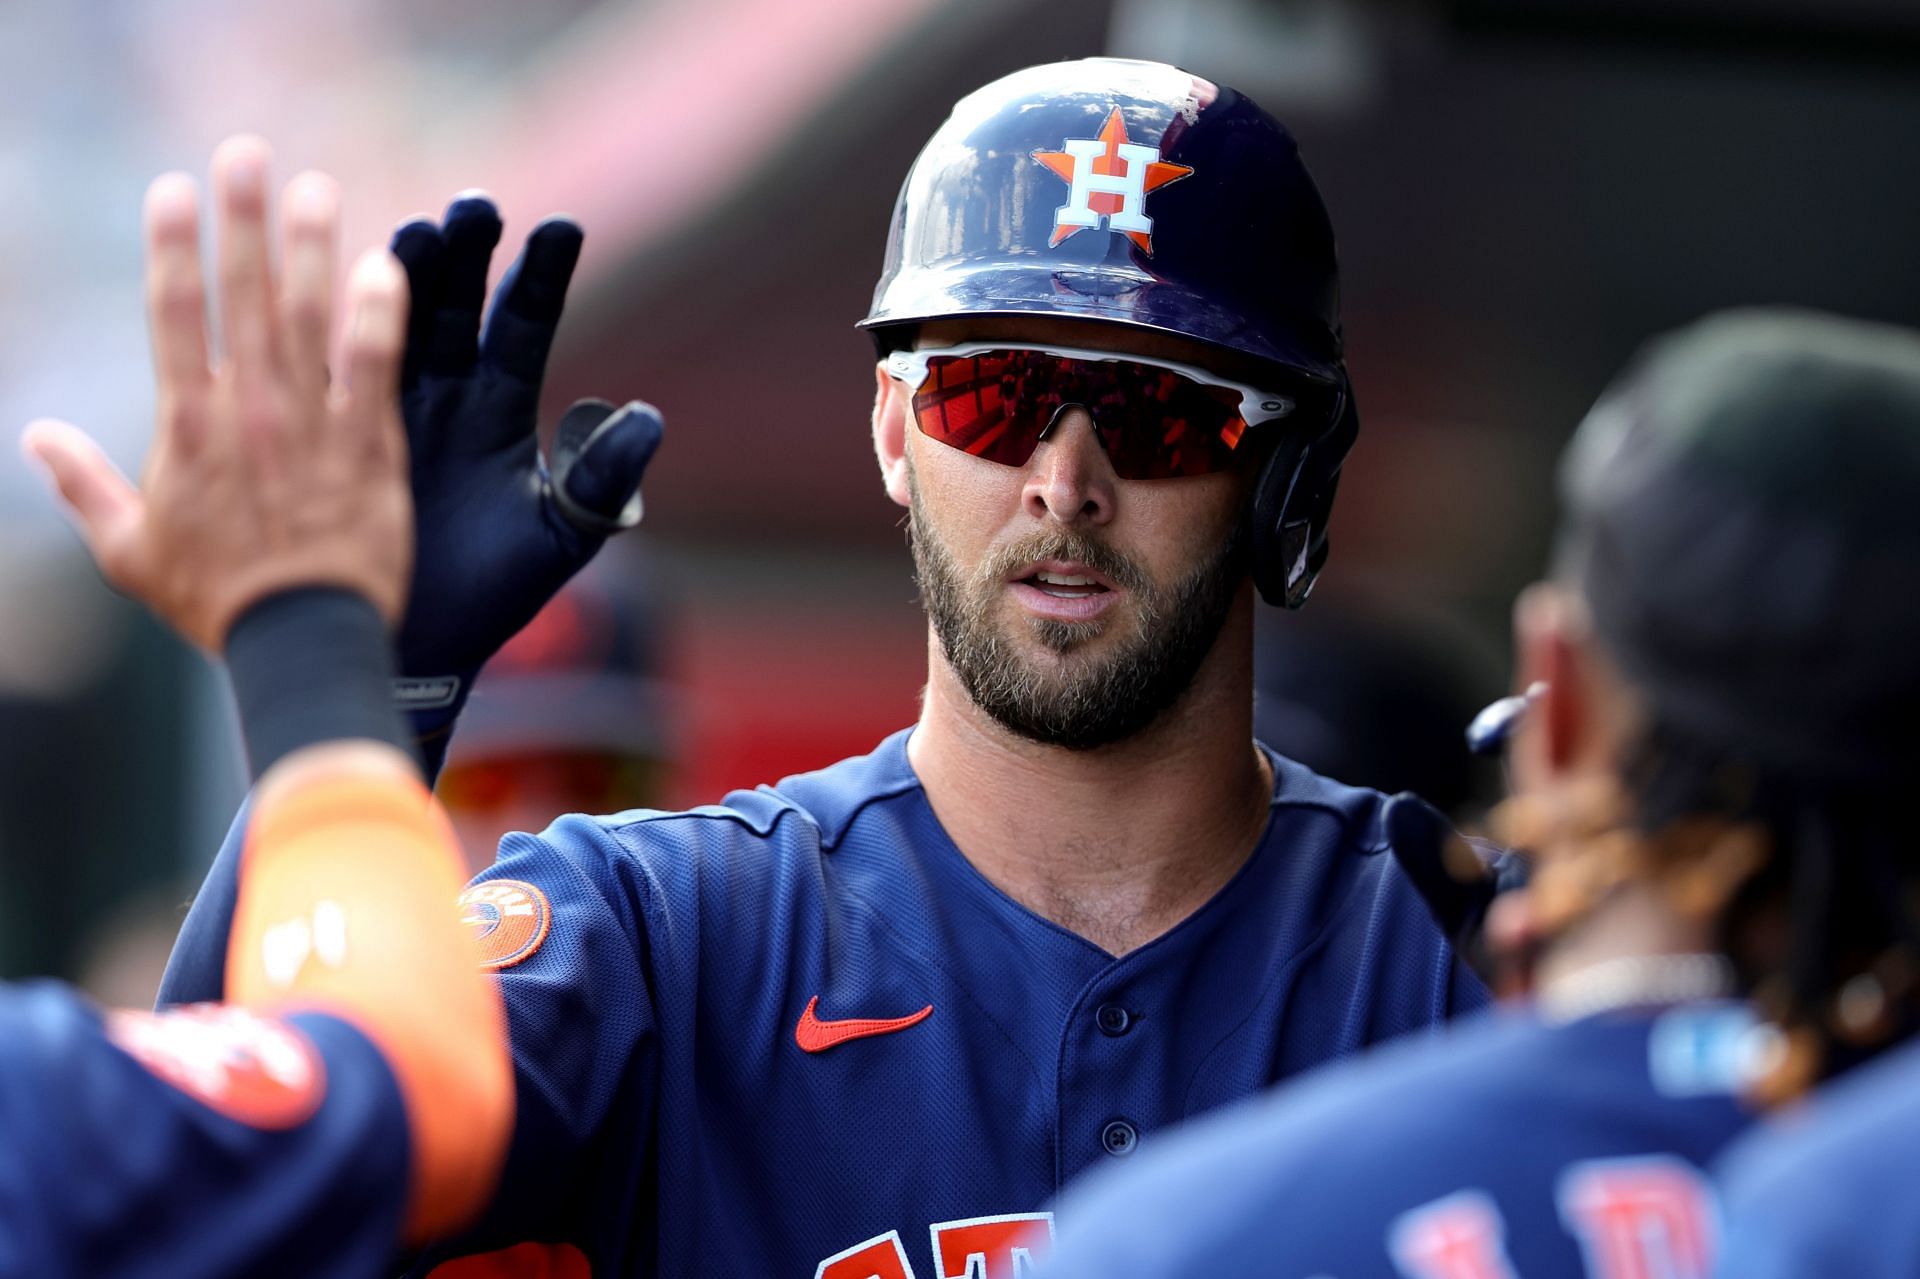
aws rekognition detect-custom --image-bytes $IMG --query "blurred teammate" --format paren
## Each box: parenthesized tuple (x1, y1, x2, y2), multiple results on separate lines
(1715, 1037, 1920, 1276)
(10, 137, 510, 1273)
(1252, 601, 1500, 817)
(158, 62, 1488, 1275)
(1045, 308, 1920, 1278)
(439, 552, 675, 870)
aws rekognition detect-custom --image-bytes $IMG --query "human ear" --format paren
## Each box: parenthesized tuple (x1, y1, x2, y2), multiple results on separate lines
(872, 361, 912, 509)
(1509, 583, 1591, 788)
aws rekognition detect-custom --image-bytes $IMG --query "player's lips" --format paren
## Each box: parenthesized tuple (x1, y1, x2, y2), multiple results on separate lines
(1007, 558, 1119, 621)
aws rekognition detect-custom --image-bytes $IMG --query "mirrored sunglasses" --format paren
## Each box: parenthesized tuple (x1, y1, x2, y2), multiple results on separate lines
(885, 342, 1300, 481)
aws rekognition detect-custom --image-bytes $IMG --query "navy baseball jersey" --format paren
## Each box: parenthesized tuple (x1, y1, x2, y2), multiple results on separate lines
(1713, 1036, 1920, 1278)
(1047, 1001, 1760, 1279)
(0, 981, 409, 1276)
(163, 729, 1483, 1275)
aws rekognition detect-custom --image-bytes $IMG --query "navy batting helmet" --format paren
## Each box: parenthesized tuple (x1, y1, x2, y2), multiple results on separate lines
(860, 57, 1358, 608)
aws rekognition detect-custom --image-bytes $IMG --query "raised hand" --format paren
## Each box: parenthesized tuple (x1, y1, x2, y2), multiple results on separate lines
(22, 137, 412, 653)
(381, 195, 662, 754)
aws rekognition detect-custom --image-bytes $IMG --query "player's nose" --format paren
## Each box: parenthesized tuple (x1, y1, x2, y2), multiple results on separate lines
(1022, 408, 1115, 527)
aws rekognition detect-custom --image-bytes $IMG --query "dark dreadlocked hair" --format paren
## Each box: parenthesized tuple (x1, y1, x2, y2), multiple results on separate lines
(1617, 715, 1919, 1096)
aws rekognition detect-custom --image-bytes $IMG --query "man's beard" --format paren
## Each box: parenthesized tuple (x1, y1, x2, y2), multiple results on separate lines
(909, 476, 1248, 751)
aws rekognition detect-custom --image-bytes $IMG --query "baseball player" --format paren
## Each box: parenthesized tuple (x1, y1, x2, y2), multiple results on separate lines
(9, 137, 511, 1273)
(1714, 1037, 1920, 1276)
(158, 62, 1488, 1276)
(1043, 308, 1920, 1279)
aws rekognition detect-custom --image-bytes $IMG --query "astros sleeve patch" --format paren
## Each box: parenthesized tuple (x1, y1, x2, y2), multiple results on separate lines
(458, 880, 553, 970)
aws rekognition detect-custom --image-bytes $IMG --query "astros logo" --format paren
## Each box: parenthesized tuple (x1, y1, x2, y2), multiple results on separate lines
(459, 879, 552, 970)
(1031, 106, 1194, 255)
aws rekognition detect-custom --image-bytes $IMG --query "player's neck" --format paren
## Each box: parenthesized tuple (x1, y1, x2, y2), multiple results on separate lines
(908, 604, 1271, 958)
(1534, 884, 1718, 997)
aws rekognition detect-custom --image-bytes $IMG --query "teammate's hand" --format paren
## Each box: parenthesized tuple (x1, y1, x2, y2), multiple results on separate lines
(22, 137, 412, 653)
(384, 194, 663, 736)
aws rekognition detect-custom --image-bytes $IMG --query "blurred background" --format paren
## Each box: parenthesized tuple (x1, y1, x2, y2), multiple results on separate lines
(2, 0, 1917, 1000)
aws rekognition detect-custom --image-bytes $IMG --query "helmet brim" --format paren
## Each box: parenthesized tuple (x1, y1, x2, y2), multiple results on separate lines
(858, 263, 1343, 388)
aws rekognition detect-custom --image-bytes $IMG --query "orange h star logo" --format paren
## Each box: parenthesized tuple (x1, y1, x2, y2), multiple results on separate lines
(1032, 107, 1194, 255)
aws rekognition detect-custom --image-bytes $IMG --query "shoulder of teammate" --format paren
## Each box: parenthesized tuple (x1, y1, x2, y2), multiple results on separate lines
(1051, 1002, 1763, 1279)
(1266, 753, 1495, 1017)
(1714, 1037, 1920, 1278)
(1047, 1004, 1530, 1279)
(0, 981, 410, 1277)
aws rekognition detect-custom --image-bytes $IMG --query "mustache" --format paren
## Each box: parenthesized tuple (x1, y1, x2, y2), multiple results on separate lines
(975, 529, 1154, 596)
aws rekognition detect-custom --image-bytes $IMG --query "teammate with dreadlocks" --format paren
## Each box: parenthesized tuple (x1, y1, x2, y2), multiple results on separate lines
(1043, 308, 1920, 1279)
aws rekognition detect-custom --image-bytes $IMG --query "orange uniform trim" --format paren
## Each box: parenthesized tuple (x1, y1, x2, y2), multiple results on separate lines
(427, 1241, 593, 1277)
(228, 774, 513, 1244)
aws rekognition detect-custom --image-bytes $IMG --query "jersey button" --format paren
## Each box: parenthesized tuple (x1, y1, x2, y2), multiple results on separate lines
(1095, 1003, 1133, 1036)
(1101, 1119, 1139, 1157)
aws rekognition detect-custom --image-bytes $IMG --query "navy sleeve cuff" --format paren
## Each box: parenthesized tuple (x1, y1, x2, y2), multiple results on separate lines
(224, 588, 417, 780)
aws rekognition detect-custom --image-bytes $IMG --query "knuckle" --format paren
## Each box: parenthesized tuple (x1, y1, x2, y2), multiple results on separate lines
(286, 204, 332, 240)
(285, 291, 329, 334)
(164, 393, 207, 436)
(220, 249, 261, 287)
(154, 274, 205, 319)
(349, 329, 400, 368)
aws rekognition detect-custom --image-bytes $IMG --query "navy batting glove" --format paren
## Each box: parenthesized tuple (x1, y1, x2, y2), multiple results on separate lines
(387, 195, 663, 776)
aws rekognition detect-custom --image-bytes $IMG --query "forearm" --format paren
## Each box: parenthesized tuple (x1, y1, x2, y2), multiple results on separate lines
(161, 588, 416, 1007)
(161, 590, 419, 1006)
(221, 588, 511, 1242)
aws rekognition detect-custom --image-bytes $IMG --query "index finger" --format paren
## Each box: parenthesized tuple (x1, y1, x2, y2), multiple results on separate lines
(143, 173, 211, 396)
(339, 248, 410, 462)
(478, 216, 581, 384)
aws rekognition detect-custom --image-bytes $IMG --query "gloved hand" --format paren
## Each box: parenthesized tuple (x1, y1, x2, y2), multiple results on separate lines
(386, 194, 663, 775)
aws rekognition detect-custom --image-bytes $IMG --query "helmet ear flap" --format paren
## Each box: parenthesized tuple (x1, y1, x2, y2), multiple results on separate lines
(1250, 384, 1358, 609)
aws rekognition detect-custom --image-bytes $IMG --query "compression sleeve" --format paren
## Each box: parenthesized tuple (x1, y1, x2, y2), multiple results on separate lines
(228, 770, 513, 1243)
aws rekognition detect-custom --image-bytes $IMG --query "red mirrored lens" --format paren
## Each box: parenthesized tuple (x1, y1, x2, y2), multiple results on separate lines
(907, 350, 1043, 467)
(908, 351, 1253, 480)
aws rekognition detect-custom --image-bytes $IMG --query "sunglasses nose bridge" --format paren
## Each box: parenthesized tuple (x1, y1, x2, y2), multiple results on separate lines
(1023, 404, 1119, 519)
(1035, 400, 1085, 443)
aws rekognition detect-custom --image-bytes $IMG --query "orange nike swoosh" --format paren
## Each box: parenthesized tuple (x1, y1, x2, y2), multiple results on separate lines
(794, 995, 934, 1053)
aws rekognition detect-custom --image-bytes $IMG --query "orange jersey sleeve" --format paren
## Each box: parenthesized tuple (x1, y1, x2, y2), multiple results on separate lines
(226, 772, 512, 1243)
